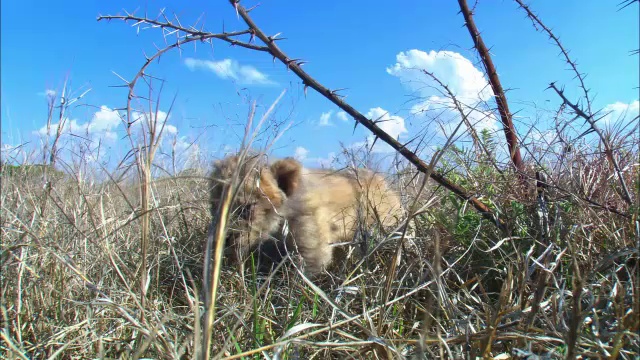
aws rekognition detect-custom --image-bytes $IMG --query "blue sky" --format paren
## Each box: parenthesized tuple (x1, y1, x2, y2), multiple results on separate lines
(2, 0, 638, 171)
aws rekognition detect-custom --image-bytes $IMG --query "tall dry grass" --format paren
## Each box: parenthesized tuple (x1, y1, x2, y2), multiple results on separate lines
(2, 87, 638, 359)
(2, 4, 639, 359)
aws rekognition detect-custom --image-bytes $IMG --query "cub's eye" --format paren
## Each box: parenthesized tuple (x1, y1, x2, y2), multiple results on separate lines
(237, 203, 255, 220)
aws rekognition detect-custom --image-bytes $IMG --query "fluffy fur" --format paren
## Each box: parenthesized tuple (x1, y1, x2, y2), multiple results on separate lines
(210, 153, 407, 274)
(209, 154, 286, 264)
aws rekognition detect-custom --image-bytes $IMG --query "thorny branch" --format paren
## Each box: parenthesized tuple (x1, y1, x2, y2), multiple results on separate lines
(97, 14, 269, 52)
(226, 0, 506, 230)
(96, 13, 266, 158)
(514, 0, 592, 114)
(549, 83, 633, 205)
(514, 0, 633, 207)
(99, 6, 508, 230)
(457, 0, 524, 174)
(97, 10, 247, 315)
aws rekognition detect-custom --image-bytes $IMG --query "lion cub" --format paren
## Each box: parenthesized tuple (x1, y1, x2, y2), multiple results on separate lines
(210, 153, 406, 274)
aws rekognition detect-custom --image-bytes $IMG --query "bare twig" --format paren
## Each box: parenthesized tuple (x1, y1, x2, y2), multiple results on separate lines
(100, 4, 510, 229)
(227, 0, 506, 230)
(458, 0, 524, 174)
(617, 0, 639, 12)
(97, 14, 269, 52)
(566, 236, 585, 360)
(525, 171, 551, 330)
(423, 70, 505, 178)
(514, 0, 592, 113)
(549, 83, 633, 205)
(513, 0, 633, 207)
(98, 11, 243, 314)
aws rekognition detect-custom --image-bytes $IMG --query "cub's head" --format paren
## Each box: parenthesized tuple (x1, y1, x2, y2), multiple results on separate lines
(209, 154, 303, 261)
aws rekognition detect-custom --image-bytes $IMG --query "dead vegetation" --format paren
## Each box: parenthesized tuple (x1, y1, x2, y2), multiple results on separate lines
(2, 0, 639, 359)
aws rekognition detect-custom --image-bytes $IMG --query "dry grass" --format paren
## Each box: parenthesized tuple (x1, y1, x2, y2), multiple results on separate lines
(1, 106, 638, 359)
(2, 3, 639, 357)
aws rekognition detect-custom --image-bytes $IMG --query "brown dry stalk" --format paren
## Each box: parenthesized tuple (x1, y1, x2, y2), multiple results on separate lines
(550, 84, 633, 206)
(515, 0, 633, 207)
(139, 156, 150, 312)
(423, 70, 505, 178)
(457, 0, 524, 174)
(228, 0, 506, 230)
(202, 181, 234, 360)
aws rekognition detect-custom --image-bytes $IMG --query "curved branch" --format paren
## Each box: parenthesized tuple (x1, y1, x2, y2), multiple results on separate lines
(514, 0, 592, 113)
(100, 4, 508, 229)
(97, 14, 270, 52)
(228, 0, 506, 230)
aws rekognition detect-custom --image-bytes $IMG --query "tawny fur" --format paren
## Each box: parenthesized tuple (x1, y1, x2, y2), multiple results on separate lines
(210, 153, 406, 274)
(209, 154, 286, 264)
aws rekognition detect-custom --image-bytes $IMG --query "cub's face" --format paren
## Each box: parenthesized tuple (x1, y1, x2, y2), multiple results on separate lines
(210, 155, 301, 260)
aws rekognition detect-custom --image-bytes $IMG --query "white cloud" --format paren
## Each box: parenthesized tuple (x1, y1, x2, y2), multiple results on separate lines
(366, 107, 407, 140)
(34, 106, 181, 145)
(152, 132, 201, 172)
(129, 110, 169, 132)
(35, 106, 123, 139)
(1, 143, 25, 163)
(221, 145, 236, 156)
(387, 50, 492, 104)
(318, 110, 350, 126)
(386, 49, 498, 137)
(528, 129, 558, 144)
(351, 107, 408, 153)
(467, 110, 498, 133)
(431, 98, 498, 137)
(104, 131, 118, 141)
(165, 124, 178, 135)
(184, 57, 275, 85)
(600, 100, 639, 126)
(129, 110, 186, 146)
(294, 146, 309, 161)
(318, 111, 333, 126)
(37, 89, 57, 97)
(36, 118, 87, 137)
(174, 136, 200, 164)
(310, 152, 337, 168)
(2, 144, 17, 151)
(336, 111, 349, 122)
(88, 106, 121, 133)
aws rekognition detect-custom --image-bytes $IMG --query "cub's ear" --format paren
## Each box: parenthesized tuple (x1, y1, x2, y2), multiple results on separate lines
(256, 169, 285, 207)
(270, 157, 303, 196)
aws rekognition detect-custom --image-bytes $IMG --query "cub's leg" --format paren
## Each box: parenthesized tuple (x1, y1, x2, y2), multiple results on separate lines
(287, 207, 334, 274)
